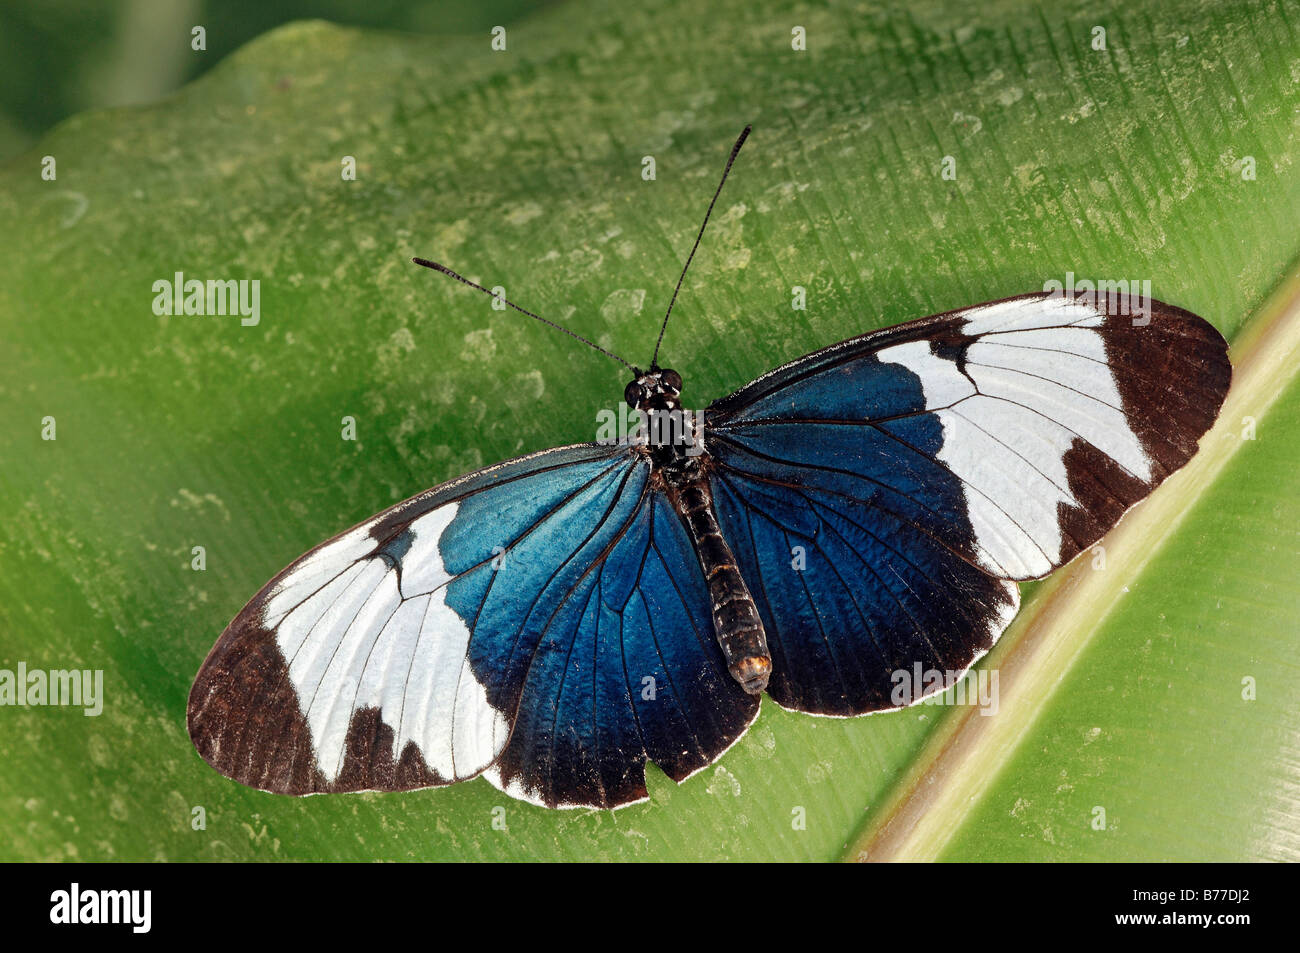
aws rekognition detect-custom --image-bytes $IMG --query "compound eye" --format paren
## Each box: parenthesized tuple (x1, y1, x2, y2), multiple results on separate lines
(624, 381, 644, 407)
(660, 368, 682, 392)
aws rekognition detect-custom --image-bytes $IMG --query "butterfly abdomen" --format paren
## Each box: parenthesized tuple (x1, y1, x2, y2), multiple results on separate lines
(669, 473, 771, 694)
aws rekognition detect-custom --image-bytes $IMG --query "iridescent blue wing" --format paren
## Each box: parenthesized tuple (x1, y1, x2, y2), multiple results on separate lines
(484, 488, 758, 807)
(188, 442, 757, 809)
(705, 292, 1231, 715)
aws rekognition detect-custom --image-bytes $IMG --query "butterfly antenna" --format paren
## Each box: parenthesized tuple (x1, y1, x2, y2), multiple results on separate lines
(412, 258, 636, 372)
(650, 124, 752, 369)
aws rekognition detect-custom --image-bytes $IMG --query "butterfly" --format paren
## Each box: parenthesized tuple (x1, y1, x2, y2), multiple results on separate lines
(188, 127, 1231, 809)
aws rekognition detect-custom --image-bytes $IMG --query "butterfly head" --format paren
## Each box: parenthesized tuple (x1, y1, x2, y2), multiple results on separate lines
(624, 366, 683, 412)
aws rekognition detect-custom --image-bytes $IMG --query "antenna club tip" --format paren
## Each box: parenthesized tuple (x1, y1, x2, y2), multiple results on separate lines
(413, 257, 448, 274)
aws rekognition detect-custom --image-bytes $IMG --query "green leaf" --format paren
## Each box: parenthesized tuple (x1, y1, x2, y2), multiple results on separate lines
(1, 1, 1297, 861)
(851, 271, 1300, 861)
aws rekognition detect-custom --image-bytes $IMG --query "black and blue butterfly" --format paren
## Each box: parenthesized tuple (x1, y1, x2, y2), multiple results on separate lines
(188, 128, 1231, 809)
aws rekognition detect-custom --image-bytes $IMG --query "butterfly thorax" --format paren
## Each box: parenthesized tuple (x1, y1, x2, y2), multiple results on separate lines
(626, 366, 704, 481)
(626, 369, 772, 694)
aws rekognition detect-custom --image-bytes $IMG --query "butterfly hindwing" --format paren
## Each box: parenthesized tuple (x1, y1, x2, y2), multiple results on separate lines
(710, 468, 1019, 716)
(706, 292, 1230, 715)
(188, 441, 756, 808)
(484, 490, 759, 808)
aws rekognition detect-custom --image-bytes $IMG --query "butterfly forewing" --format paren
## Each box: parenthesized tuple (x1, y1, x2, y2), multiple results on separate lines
(704, 292, 1230, 715)
(187, 441, 758, 808)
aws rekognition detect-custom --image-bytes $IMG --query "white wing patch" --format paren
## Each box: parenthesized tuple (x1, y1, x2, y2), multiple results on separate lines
(262, 524, 377, 629)
(257, 500, 509, 784)
(398, 505, 458, 595)
(878, 297, 1152, 578)
(482, 764, 553, 810)
(958, 294, 1101, 335)
(874, 340, 975, 405)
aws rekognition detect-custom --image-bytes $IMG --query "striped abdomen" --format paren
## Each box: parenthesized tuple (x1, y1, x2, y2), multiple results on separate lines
(671, 476, 771, 694)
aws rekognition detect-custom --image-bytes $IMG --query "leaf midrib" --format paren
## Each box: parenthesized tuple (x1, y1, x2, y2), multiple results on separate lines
(844, 263, 1300, 862)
